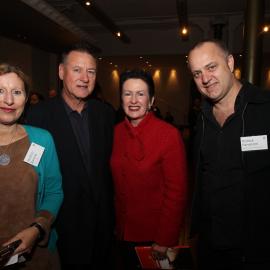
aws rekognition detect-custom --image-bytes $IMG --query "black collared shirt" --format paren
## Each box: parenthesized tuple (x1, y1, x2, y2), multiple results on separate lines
(63, 100, 91, 175)
(200, 89, 245, 249)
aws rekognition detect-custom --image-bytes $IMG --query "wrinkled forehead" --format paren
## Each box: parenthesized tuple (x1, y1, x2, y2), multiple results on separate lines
(188, 43, 225, 69)
(0, 72, 25, 85)
(0, 72, 27, 98)
(65, 51, 97, 66)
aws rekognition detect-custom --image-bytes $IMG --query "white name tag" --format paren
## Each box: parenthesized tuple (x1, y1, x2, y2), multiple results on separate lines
(240, 135, 268, 151)
(24, 142, 45, 167)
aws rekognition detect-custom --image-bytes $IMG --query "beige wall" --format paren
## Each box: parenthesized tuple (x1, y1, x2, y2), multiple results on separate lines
(0, 37, 32, 76)
(262, 53, 270, 91)
(1, 36, 270, 126)
(97, 52, 270, 126)
(97, 55, 192, 126)
(0, 36, 58, 98)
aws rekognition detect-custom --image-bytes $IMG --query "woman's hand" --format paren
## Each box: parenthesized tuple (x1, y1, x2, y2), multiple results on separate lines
(151, 243, 168, 260)
(3, 227, 40, 255)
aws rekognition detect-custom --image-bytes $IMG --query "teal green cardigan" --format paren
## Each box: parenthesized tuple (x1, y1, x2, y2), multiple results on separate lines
(23, 125, 63, 251)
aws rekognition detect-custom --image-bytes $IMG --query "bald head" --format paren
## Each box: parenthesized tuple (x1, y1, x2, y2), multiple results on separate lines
(187, 40, 239, 104)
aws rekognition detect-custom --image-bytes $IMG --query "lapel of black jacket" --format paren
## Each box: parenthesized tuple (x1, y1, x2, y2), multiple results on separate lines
(87, 99, 102, 202)
(54, 97, 94, 197)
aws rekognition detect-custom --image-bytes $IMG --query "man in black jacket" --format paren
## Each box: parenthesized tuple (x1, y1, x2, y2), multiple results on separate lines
(26, 43, 115, 269)
(188, 39, 270, 270)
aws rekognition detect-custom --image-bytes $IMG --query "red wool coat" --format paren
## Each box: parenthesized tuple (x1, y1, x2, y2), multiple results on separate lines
(110, 112, 187, 247)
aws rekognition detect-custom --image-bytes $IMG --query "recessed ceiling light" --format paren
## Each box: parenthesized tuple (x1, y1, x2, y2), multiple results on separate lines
(180, 26, 189, 36)
(263, 25, 269, 32)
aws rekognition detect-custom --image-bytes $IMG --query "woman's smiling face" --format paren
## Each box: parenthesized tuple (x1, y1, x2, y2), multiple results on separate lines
(0, 72, 27, 126)
(121, 78, 154, 127)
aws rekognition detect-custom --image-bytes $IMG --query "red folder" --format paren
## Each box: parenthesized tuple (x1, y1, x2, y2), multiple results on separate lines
(135, 245, 190, 269)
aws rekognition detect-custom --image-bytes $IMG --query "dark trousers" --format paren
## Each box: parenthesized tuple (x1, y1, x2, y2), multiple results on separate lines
(197, 240, 270, 270)
(115, 240, 153, 270)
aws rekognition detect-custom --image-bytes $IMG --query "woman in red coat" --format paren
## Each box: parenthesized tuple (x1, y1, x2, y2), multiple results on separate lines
(111, 69, 187, 269)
